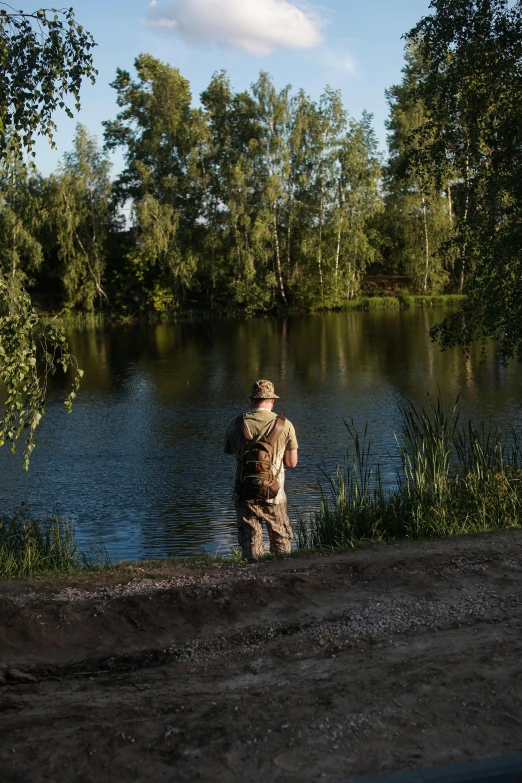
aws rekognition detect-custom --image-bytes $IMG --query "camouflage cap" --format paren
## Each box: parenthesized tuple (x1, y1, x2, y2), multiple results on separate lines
(248, 379, 280, 399)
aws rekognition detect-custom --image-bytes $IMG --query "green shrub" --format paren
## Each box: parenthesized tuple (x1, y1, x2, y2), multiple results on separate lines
(0, 507, 109, 578)
(295, 395, 522, 551)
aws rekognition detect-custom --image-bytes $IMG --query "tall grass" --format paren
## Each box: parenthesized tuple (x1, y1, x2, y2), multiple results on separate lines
(398, 294, 466, 308)
(295, 395, 522, 551)
(337, 294, 466, 312)
(0, 507, 110, 578)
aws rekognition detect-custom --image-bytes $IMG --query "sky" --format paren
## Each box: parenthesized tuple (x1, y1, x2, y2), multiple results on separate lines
(30, 0, 434, 177)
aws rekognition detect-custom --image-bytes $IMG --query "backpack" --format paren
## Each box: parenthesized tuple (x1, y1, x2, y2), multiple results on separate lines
(236, 415, 286, 501)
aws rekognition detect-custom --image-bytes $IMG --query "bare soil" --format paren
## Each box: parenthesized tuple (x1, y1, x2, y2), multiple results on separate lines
(1, 531, 521, 782)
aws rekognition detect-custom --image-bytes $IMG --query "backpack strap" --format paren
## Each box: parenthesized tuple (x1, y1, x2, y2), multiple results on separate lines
(265, 415, 285, 446)
(236, 414, 285, 446)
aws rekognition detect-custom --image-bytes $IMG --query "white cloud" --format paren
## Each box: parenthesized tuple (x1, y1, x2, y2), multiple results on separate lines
(145, 0, 325, 55)
(316, 47, 357, 75)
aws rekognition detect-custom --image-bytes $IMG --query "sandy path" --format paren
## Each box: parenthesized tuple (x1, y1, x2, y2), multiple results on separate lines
(0, 531, 521, 782)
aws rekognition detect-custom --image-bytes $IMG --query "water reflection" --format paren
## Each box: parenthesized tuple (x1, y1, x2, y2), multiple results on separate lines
(0, 309, 521, 561)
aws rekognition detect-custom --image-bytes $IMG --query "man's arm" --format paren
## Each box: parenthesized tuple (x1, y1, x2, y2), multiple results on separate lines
(283, 449, 298, 468)
(283, 419, 298, 468)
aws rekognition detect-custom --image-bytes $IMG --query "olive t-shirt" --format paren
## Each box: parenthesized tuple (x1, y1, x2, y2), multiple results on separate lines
(224, 409, 298, 504)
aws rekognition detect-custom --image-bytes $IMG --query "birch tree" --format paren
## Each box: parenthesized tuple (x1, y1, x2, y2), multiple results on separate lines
(335, 113, 383, 301)
(251, 72, 291, 306)
(307, 88, 347, 304)
(53, 124, 113, 310)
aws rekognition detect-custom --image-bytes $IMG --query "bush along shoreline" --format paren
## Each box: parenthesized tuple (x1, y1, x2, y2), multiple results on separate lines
(295, 395, 522, 551)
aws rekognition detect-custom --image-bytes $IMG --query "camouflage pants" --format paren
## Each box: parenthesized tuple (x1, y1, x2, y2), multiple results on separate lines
(234, 498, 293, 561)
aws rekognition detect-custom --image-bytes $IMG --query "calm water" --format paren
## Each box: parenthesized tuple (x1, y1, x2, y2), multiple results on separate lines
(1, 309, 521, 561)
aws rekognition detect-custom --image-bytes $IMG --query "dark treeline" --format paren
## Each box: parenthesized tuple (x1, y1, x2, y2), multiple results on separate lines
(0, 53, 460, 316)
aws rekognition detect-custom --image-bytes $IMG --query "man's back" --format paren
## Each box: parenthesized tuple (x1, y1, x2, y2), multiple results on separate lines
(224, 409, 298, 504)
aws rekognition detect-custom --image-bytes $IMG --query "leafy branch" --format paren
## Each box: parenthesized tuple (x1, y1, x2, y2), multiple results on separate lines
(0, 276, 83, 468)
(0, 5, 98, 155)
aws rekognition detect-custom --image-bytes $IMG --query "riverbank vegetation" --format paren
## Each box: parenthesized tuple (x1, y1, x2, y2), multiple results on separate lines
(1, 395, 521, 578)
(0, 507, 109, 579)
(295, 396, 522, 552)
(2, 76, 448, 319)
(42, 293, 467, 328)
(0, 43, 471, 320)
(3, 1, 520, 343)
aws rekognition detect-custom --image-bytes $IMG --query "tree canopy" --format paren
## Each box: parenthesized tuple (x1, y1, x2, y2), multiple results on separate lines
(0, 5, 95, 465)
(102, 61, 384, 313)
(405, 0, 522, 362)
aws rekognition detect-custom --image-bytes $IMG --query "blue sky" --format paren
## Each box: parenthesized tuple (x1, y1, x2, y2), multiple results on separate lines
(31, 0, 433, 176)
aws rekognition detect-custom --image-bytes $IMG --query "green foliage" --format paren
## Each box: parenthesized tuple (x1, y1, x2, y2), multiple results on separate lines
(102, 60, 384, 314)
(0, 6, 97, 466)
(296, 394, 522, 551)
(0, 139, 45, 289)
(0, 277, 82, 468)
(228, 546, 246, 565)
(0, 507, 78, 577)
(5, 36, 512, 326)
(2, 6, 519, 351)
(382, 46, 455, 293)
(52, 124, 115, 310)
(405, 0, 522, 361)
(0, 5, 97, 155)
(103, 54, 205, 308)
(0, 506, 109, 578)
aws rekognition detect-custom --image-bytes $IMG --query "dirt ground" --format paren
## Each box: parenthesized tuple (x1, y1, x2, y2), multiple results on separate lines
(0, 531, 521, 782)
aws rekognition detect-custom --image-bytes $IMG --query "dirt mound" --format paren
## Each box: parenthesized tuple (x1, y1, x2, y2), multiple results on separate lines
(0, 531, 521, 782)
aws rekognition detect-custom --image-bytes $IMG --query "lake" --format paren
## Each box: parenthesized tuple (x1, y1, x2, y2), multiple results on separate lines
(1, 308, 521, 561)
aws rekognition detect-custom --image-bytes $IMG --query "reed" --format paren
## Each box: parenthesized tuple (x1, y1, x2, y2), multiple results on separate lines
(296, 394, 522, 551)
(0, 508, 109, 578)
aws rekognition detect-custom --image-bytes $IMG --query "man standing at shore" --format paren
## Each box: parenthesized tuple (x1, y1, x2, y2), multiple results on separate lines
(224, 379, 298, 561)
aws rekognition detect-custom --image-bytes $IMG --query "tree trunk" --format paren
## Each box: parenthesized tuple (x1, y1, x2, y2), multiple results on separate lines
(287, 189, 293, 276)
(446, 182, 456, 275)
(458, 157, 470, 293)
(447, 182, 455, 225)
(10, 165, 17, 290)
(335, 188, 345, 292)
(272, 205, 287, 305)
(233, 221, 241, 281)
(11, 226, 17, 289)
(210, 196, 217, 307)
(62, 188, 108, 303)
(334, 221, 342, 282)
(351, 234, 359, 299)
(422, 195, 430, 294)
(318, 194, 324, 301)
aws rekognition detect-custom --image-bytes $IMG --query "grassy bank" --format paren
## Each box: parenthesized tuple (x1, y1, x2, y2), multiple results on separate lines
(0, 508, 109, 579)
(3, 393, 519, 579)
(295, 396, 522, 551)
(40, 294, 467, 329)
(0, 507, 256, 579)
(340, 294, 466, 312)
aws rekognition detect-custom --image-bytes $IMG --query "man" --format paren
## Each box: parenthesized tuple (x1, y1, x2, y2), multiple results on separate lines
(224, 379, 298, 561)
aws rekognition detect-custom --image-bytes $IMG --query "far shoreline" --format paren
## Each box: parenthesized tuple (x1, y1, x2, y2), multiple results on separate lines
(38, 293, 467, 329)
